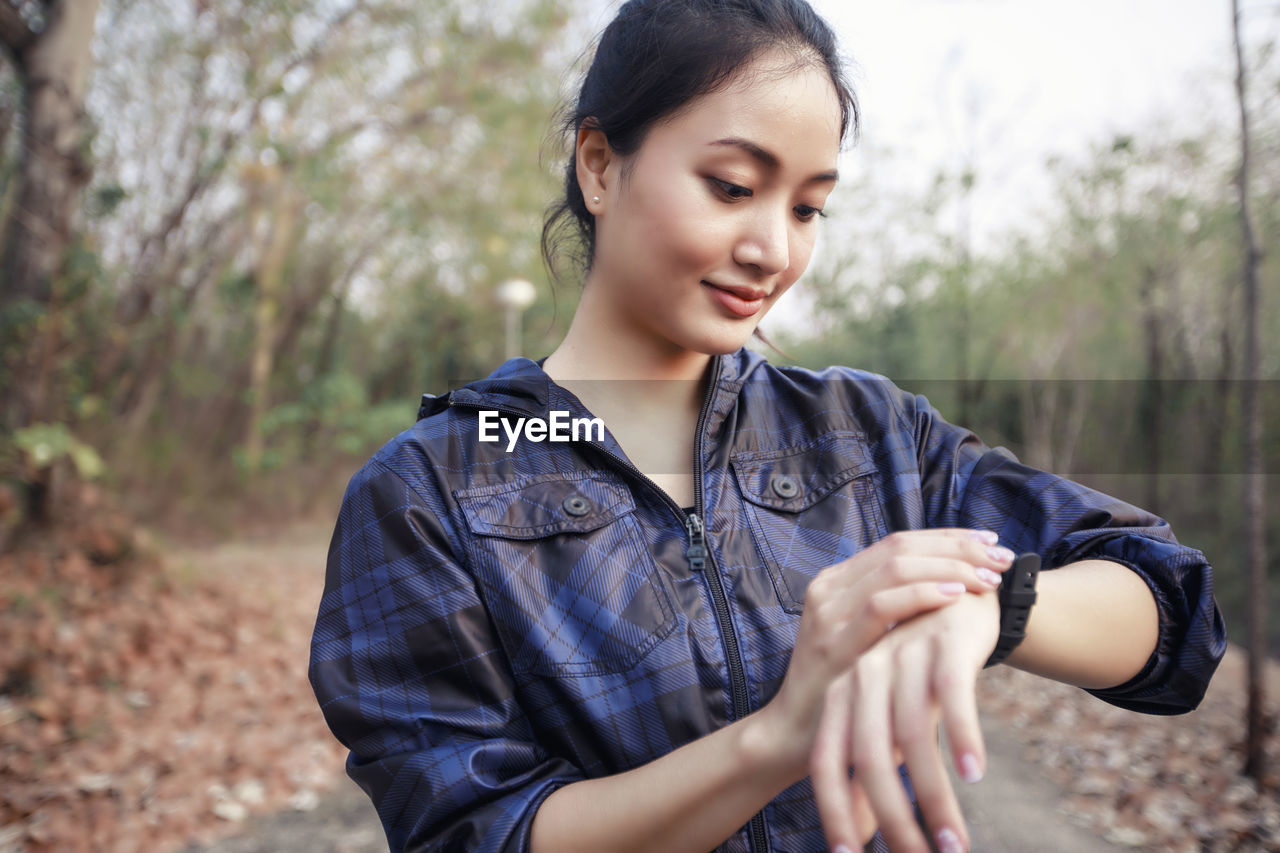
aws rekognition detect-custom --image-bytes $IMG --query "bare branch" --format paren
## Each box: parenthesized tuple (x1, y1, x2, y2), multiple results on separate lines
(0, 0, 39, 56)
(118, 0, 366, 324)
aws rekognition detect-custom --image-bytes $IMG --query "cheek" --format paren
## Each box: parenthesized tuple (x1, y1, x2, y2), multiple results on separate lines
(636, 180, 728, 274)
(785, 230, 819, 282)
(669, 223, 728, 276)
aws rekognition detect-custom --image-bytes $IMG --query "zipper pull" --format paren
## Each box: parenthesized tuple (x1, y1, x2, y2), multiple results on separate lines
(685, 512, 706, 572)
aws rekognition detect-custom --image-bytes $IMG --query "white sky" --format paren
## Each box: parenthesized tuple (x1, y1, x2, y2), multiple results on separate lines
(810, 0, 1261, 249)
(825, 0, 1239, 153)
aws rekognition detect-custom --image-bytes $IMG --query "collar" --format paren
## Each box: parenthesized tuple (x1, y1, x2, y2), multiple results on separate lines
(417, 348, 768, 424)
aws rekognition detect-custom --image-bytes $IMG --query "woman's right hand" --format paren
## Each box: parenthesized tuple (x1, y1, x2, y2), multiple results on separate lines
(752, 529, 1012, 778)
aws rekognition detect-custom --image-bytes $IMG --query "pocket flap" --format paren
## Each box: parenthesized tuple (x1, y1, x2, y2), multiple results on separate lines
(731, 431, 874, 512)
(457, 473, 635, 539)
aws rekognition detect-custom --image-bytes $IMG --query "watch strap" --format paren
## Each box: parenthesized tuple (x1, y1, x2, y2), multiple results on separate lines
(985, 552, 1041, 668)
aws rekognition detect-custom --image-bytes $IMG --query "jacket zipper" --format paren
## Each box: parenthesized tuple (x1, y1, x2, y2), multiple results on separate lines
(450, 366, 769, 852)
(681, 511, 768, 851)
(686, 363, 769, 853)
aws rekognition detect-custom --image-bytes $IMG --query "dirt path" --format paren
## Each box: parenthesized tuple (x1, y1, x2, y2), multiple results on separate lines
(187, 716, 1119, 853)
(179, 777, 382, 853)
(957, 719, 1119, 852)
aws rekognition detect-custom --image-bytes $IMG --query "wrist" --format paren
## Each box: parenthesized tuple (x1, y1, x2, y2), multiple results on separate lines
(973, 587, 1001, 654)
(738, 701, 810, 786)
(944, 588, 999, 665)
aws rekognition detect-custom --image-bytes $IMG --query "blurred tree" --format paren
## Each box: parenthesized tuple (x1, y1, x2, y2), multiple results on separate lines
(1231, 0, 1270, 784)
(242, 158, 300, 472)
(0, 0, 102, 523)
(69, 0, 573, 499)
(0, 0, 577, 534)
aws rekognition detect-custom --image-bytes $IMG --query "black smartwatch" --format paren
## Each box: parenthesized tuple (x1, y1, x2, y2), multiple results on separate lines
(984, 552, 1041, 668)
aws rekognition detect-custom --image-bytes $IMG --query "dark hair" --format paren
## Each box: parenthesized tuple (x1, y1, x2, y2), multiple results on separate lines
(541, 0, 859, 281)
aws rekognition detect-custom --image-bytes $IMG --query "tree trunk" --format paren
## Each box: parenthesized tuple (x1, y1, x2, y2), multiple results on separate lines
(1139, 265, 1163, 517)
(0, 56, 16, 164)
(1231, 0, 1271, 785)
(243, 176, 299, 472)
(119, 244, 234, 440)
(0, 0, 101, 431)
(0, 1, 101, 528)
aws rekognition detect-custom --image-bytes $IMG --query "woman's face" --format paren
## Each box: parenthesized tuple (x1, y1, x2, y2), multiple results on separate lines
(584, 49, 842, 357)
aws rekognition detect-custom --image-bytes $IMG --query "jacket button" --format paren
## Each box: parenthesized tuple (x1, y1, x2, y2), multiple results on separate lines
(771, 475, 799, 499)
(563, 495, 592, 517)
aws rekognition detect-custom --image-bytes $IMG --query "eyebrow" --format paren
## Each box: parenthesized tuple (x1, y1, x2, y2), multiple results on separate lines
(708, 137, 839, 184)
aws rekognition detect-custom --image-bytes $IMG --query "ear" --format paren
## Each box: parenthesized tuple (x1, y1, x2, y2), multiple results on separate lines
(575, 124, 614, 214)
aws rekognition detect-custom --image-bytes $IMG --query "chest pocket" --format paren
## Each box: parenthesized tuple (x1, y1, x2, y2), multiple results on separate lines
(457, 472, 678, 678)
(732, 432, 888, 614)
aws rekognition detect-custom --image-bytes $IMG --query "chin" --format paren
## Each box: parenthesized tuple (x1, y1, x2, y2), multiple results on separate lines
(680, 327, 759, 357)
(706, 339, 753, 356)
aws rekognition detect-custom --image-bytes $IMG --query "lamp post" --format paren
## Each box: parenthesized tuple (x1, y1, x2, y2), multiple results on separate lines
(496, 278, 536, 361)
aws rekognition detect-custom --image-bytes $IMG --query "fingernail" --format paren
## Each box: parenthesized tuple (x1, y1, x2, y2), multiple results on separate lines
(987, 545, 1015, 564)
(975, 568, 1002, 586)
(832, 845, 854, 853)
(960, 752, 984, 783)
(967, 529, 998, 544)
(936, 827, 964, 853)
(938, 581, 966, 595)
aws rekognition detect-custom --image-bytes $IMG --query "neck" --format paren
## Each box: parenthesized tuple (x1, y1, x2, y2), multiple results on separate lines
(544, 281, 713, 383)
(542, 280, 715, 502)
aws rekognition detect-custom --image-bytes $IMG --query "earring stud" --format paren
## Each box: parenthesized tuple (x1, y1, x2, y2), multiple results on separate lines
(592, 196, 600, 205)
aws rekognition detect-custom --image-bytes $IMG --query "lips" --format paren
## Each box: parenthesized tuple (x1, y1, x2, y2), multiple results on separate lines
(702, 280, 769, 318)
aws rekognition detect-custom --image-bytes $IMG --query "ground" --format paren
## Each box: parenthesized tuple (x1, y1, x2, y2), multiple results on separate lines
(183, 712, 1122, 853)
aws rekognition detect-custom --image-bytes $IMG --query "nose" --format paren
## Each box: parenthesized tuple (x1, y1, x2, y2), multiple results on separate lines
(733, 205, 790, 276)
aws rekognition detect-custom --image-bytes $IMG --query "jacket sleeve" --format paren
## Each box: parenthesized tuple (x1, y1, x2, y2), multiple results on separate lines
(899, 388, 1226, 715)
(309, 454, 583, 852)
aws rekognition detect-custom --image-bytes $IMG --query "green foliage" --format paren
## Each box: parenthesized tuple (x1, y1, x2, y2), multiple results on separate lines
(217, 270, 256, 306)
(59, 239, 101, 305)
(254, 372, 414, 467)
(87, 184, 126, 219)
(9, 424, 105, 480)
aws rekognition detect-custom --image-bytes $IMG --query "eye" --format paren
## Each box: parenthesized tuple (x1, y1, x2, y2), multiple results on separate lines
(708, 177, 752, 200)
(794, 204, 827, 223)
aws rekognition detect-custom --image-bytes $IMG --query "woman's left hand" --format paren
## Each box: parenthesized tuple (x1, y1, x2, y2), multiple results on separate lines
(811, 589, 1001, 853)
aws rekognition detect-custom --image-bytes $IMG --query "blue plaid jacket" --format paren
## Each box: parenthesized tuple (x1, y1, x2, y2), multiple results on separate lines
(309, 347, 1225, 853)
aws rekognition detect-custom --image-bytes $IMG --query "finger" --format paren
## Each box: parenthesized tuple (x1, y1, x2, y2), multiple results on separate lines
(845, 581, 967, 654)
(936, 636, 987, 791)
(894, 642, 968, 853)
(814, 533, 1015, 608)
(812, 674, 861, 852)
(868, 530, 1017, 575)
(863, 555, 1006, 596)
(881, 527, 1000, 548)
(851, 655, 926, 853)
(849, 776, 878, 847)
(819, 555, 1003, 634)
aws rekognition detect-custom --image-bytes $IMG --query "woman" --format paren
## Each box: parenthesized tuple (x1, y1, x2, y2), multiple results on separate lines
(309, 1, 1226, 851)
